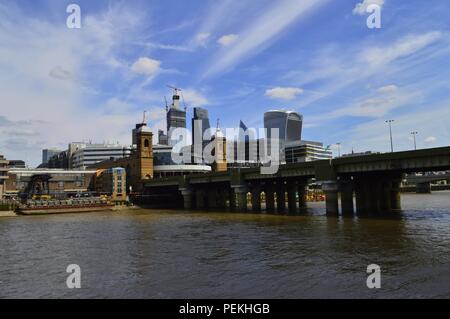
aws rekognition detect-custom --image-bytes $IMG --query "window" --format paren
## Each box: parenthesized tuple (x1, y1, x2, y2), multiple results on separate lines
(144, 139, 150, 148)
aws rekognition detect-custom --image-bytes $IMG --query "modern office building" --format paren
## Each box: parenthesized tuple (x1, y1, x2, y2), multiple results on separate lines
(42, 149, 62, 165)
(264, 110, 304, 164)
(166, 89, 186, 145)
(192, 107, 211, 163)
(264, 110, 303, 143)
(70, 143, 133, 169)
(158, 129, 168, 146)
(7, 160, 26, 169)
(284, 140, 333, 163)
(0, 154, 9, 199)
(39, 151, 68, 169)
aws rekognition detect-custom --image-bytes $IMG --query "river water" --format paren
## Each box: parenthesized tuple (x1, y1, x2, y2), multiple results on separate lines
(1, 192, 449, 299)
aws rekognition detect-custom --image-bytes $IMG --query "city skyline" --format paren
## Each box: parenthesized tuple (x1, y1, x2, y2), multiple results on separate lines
(1, 0, 450, 167)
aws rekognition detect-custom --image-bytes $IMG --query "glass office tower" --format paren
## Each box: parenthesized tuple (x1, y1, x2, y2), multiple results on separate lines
(264, 110, 303, 142)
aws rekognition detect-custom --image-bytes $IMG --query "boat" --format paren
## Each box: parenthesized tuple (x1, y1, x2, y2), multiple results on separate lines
(16, 198, 114, 215)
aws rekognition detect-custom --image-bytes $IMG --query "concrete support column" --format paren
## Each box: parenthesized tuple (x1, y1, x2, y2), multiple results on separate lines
(380, 180, 392, 212)
(297, 184, 307, 210)
(229, 188, 237, 210)
(217, 189, 227, 209)
(287, 182, 297, 214)
(265, 184, 275, 212)
(416, 182, 431, 194)
(251, 187, 261, 212)
(355, 181, 368, 215)
(340, 182, 354, 216)
(391, 180, 402, 211)
(367, 180, 381, 214)
(180, 188, 193, 210)
(322, 181, 339, 215)
(195, 189, 206, 209)
(208, 189, 217, 209)
(233, 186, 248, 212)
(276, 183, 286, 213)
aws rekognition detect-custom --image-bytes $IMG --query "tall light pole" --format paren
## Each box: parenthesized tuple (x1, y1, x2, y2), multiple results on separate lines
(385, 120, 395, 152)
(411, 131, 418, 150)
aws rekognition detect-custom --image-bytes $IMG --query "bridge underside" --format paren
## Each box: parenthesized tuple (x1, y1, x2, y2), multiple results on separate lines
(142, 147, 450, 216)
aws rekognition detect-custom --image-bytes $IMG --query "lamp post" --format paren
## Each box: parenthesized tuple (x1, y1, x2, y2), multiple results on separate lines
(411, 131, 418, 150)
(385, 120, 395, 152)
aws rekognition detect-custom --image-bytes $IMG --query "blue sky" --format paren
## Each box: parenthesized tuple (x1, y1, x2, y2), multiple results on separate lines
(1, 0, 450, 166)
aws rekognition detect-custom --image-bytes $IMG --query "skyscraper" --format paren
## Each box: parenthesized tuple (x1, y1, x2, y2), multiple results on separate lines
(167, 89, 186, 145)
(192, 107, 211, 147)
(264, 110, 303, 143)
(264, 110, 303, 164)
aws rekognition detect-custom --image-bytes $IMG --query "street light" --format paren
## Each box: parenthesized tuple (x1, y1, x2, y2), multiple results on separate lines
(411, 131, 418, 150)
(385, 120, 395, 152)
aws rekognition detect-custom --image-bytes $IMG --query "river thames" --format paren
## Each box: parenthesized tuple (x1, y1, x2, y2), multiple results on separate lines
(1, 191, 449, 299)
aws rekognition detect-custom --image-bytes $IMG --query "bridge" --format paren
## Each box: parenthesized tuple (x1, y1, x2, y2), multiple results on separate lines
(142, 146, 450, 216)
(404, 172, 450, 193)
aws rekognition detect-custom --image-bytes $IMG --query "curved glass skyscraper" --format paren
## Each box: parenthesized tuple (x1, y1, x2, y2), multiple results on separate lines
(264, 110, 303, 143)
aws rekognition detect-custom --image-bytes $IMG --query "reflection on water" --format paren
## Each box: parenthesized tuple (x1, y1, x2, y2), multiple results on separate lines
(0, 192, 450, 298)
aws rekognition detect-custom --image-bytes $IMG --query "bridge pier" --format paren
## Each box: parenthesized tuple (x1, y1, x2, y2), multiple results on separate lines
(416, 182, 431, 194)
(233, 186, 248, 212)
(180, 188, 193, 210)
(251, 186, 261, 212)
(322, 181, 339, 215)
(380, 180, 392, 212)
(265, 184, 275, 212)
(208, 189, 218, 209)
(340, 182, 354, 216)
(195, 189, 206, 210)
(287, 182, 297, 214)
(217, 188, 228, 209)
(391, 180, 402, 211)
(276, 182, 286, 213)
(298, 184, 307, 210)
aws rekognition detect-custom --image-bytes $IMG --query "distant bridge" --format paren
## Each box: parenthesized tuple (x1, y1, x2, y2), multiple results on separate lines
(142, 146, 450, 216)
(404, 172, 450, 193)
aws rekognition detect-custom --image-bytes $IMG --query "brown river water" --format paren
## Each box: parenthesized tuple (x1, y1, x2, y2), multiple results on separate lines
(0, 191, 450, 298)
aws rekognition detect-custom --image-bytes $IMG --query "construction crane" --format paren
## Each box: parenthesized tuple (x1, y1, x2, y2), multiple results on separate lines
(167, 85, 182, 95)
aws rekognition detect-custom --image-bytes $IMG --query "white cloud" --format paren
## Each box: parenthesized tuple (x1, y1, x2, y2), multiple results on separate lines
(0, 3, 157, 166)
(353, 0, 385, 16)
(131, 57, 161, 76)
(195, 33, 211, 47)
(265, 87, 304, 100)
(425, 136, 437, 144)
(359, 31, 442, 68)
(182, 89, 209, 106)
(217, 34, 239, 46)
(377, 85, 398, 94)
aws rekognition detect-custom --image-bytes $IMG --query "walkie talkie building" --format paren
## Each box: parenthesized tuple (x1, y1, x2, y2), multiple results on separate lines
(264, 110, 303, 143)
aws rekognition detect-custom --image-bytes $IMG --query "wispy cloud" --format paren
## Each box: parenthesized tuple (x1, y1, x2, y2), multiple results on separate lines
(202, 0, 331, 78)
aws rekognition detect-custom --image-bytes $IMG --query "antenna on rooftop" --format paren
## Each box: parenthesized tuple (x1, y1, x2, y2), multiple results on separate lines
(142, 110, 147, 124)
